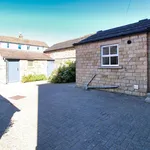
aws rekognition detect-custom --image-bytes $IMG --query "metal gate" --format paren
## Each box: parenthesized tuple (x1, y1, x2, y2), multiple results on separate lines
(47, 61, 55, 76)
(7, 60, 20, 83)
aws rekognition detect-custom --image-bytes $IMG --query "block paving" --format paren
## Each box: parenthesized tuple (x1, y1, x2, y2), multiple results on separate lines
(37, 84, 150, 150)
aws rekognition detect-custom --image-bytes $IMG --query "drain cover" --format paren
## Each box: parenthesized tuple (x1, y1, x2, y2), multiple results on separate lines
(9, 95, 26, 100)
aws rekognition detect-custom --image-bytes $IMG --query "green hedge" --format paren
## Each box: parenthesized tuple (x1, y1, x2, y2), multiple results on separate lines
(22, 74, 47, 83)
(48, 61, 75, 83)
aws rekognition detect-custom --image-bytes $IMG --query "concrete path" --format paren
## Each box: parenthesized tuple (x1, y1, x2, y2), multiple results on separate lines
(0, 81, 47, 150)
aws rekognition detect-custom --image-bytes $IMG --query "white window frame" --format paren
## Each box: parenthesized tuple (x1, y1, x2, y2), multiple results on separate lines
(101, 44, 119, 67)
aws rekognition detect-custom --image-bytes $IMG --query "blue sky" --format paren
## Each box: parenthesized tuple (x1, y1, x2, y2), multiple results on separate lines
(0, 0, 150, 46)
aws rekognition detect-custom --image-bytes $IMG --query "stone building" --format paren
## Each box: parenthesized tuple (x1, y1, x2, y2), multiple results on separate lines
(0, 35, 54, 83)
(74, 19, 150, 96)
(44, 35, 91, 68)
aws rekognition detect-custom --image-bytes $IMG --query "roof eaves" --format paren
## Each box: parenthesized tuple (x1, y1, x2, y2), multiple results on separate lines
(74, 29, 148, 46)
(3, 57, 54, 61)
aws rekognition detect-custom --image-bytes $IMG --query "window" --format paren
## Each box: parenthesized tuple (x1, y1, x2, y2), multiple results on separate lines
(18, 44, 21, 49)
(101, 44, 119, 66)
(27, 45, 30, 50)
(7, 43, 9, 48)
(28, 61, 33, 66)
(37, 47, 39, 50)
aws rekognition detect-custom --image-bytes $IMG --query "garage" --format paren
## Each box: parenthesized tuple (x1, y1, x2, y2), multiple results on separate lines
(0, 48, 54, 84)
(7, 60, 20, 83)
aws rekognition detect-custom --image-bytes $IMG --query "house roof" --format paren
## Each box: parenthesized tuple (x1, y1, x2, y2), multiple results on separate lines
(0, 48, 53, 60)
(44, 34, 92, 52)
(0, 36, 49, 47)
(74, 19, 150, 45)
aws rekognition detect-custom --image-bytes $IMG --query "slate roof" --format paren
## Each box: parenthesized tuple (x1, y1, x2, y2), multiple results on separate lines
(0, 36, 49, 47)
(74, 19, 150, 45)
(44, 34, 92, 52)
(0, 48, 53, 60)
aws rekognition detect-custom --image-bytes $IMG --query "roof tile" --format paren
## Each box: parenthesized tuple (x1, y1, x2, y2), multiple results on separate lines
(0, 48, 53, 60)
(44, 34, 92, 52)
(75, 19, 150, 45)
(0, 36, 48, 47)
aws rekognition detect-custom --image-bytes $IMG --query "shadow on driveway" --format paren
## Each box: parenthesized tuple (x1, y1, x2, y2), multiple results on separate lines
(0, 95, 19, 139)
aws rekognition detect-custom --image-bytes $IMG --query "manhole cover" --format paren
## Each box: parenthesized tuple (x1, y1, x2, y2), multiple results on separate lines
(9, 95, 26, 100)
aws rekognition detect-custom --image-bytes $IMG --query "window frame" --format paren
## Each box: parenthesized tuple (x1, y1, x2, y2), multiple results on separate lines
(101, 44, 119, 67)
(18, 44, 22, 49)
(7, 43, 9, 48)
(27, 45, 30, 50)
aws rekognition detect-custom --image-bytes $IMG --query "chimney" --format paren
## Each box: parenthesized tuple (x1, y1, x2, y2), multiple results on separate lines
(19, 33, 23, 39)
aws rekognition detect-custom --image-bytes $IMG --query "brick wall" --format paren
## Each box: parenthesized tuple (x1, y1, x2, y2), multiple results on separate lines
(76, 33, 148, 96)
(46, 48, 76, 68)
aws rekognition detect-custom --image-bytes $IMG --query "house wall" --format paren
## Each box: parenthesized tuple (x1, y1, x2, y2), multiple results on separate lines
(0, 42, 46, 52)
(20, 60, 48, 79)
(147, 33, 150, 92)
(0, 56, 6, 84)
(47, 48, 76, 68)
(76, 33, 148, 96)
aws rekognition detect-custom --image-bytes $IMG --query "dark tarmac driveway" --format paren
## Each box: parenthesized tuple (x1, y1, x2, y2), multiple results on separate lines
(37, 83, 150, 150)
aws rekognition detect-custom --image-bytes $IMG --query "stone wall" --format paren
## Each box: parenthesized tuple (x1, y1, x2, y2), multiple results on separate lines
(0, 59, 48, 84)
(54, 58, 76, 68)
(76, 33, 148, 96)
(47, 48, 76, 68)
(20, 60, 48, 79)
(147, 33, 150, 92)
(0, 57, 6, 84)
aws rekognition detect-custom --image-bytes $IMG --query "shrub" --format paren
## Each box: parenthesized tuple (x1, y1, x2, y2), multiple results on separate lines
(48, 61, 75, 83)
(22, 74, 47, 83)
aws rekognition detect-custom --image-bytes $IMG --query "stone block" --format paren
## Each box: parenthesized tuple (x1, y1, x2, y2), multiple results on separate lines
(75, 33, 148, 96)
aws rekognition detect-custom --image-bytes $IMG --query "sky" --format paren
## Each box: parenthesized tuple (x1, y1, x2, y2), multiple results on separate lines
(0, 0, 150, 46)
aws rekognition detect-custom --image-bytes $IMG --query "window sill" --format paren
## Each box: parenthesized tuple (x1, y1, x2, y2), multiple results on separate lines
(98, 66, 123, 69)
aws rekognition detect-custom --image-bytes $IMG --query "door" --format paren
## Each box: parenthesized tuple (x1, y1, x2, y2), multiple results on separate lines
(8, 60, 20, 83)
(47, 61, 55, 76)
